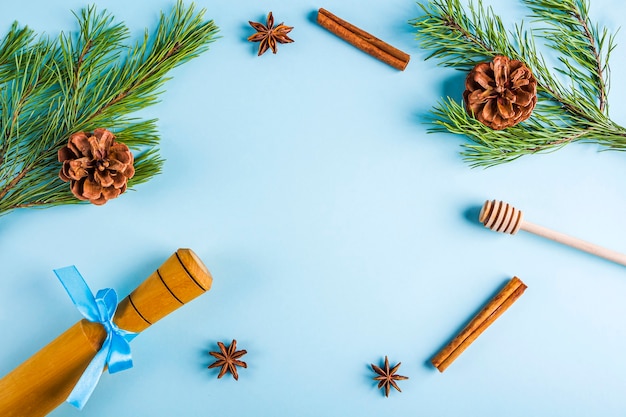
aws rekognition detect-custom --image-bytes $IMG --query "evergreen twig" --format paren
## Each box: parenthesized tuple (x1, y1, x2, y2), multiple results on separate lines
(410, 0, 626, 167)
(0, 1, 219, 214)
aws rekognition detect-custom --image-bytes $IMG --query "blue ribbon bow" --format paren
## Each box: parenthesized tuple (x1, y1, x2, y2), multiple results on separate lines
(54, 266, 136, 410)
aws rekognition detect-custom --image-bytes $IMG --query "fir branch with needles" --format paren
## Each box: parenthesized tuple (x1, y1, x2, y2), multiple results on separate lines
(410, 0, 626, 167)
(0, 1, 219, 214)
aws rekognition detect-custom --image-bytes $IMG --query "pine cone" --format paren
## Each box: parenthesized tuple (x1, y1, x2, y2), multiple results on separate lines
(58, 128, 135, 205)
(463, 55, 537, 130)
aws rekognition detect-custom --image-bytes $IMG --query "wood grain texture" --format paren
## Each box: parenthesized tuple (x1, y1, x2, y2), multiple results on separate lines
(115, 249, 212, 332)
(0, 320, 104, 417)
(0, 248, 212, 416)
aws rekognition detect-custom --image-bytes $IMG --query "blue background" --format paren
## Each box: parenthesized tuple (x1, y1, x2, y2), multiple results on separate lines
(1, 0, 626, 415)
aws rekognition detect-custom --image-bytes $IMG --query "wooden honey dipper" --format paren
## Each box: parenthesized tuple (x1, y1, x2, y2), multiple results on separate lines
(0, 248, 212, 417)
(479, 200, 626, 267)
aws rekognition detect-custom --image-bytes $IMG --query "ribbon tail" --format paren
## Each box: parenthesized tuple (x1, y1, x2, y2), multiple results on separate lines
(54, 266, 100, 322)
(107, 334, 133, 374)
(67, 337, 112, 410)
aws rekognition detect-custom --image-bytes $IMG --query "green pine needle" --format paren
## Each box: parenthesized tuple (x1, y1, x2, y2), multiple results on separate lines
(410, 0, 626, 167)
(0, 1, 219, 214)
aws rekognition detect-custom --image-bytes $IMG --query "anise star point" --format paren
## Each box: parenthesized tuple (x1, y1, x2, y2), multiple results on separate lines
(208, 339, 247, 380)
(247, 11, 294, 56)
(371, 356, 408, 397)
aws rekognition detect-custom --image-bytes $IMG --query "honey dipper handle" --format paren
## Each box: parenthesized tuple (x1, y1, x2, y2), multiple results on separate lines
(521, 221, 626, 267)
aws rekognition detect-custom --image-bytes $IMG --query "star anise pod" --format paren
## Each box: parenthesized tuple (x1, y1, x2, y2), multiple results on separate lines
(208, 339, 247, 380)
(248, 11, 294, 56)
(371, 356, 408, 397)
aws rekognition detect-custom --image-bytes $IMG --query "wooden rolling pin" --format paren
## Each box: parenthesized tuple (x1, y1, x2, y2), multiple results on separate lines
(480, 200, 626, 267)
(0, 248, 212, 417)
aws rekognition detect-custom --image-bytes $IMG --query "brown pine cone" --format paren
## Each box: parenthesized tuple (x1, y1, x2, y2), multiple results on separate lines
(463, 55, 537, 130)
(58, 128, 135, 205)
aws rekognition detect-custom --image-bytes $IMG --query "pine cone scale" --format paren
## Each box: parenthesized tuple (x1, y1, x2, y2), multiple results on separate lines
(467, 89, 489, 106)
(102, 186, 122, 200)
(67, 133, 92, 157)
(69, 161, 87, 180)
(481, 100, 497, 123)
(70, 179, 88, 201)
(511, 69, 530, 85)
(514, 90, 534, 107)
(105, 159, 126, 172)
(82, 178, 103, 200)
(94, 170, 114, 187)
(113, 173, 127, 188)
(473, 70, 494, 90)
(109, 145, 132, 164)
(497, 97, 514, 118)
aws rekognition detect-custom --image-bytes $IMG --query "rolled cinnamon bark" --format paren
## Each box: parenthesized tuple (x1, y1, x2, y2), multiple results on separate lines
(316, 8, 410, 71)
(431, 277, 527, 372)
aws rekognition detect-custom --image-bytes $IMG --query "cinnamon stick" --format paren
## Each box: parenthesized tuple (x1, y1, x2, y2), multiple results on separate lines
(431, 277, 527, 372)
(316, 8, 410, 71)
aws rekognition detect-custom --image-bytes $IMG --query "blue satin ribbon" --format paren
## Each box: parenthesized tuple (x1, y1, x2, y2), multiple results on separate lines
(54, 266, 136, 410)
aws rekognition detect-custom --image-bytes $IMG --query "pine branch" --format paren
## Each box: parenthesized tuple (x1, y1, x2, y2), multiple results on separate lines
(522, 0, 612, 113)
(0, 22, 35, 84)
(411, 0, 626, 167)
(0, 1, 219, 215)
